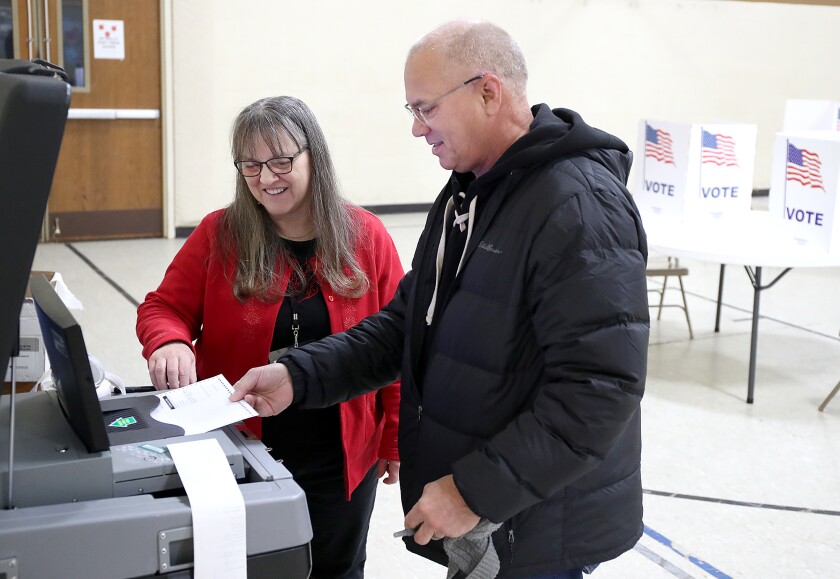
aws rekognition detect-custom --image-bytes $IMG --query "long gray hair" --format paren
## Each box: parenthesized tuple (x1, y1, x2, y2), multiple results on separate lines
(220, 96, 368, 301)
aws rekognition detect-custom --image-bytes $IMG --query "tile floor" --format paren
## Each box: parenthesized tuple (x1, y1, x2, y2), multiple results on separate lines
(25, 208, 840, 579)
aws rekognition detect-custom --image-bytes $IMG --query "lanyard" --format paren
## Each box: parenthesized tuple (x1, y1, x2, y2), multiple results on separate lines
(290, 296, 300, 348)
(287, 244, 315, 349)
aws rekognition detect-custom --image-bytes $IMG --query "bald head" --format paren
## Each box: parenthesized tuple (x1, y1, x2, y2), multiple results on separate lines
(403, 20, 533, 176)
(407, 20, 529, 101)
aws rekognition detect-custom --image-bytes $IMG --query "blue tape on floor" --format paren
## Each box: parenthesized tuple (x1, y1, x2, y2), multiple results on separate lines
(644, 525, 732, 579)
(634, 543, 696, 578)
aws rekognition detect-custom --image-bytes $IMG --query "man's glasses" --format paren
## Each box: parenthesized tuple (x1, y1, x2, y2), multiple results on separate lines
(404, 75, 484, 126)
(234, 146, 308, 177)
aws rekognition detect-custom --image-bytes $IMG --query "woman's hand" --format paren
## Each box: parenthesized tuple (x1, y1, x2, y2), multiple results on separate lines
(148, 341, 196, 390)
(376, 458, 400, 484)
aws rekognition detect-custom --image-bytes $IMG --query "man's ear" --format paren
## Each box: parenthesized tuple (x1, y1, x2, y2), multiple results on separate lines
(480, 74, 503, 115)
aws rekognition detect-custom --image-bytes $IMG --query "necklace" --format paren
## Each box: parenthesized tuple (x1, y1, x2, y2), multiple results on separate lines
(279, 227, 316, 241)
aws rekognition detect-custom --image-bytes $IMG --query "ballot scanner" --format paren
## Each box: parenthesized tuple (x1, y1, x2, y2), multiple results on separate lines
(0, 276, 313, 578)
(0, 391, 313, 578)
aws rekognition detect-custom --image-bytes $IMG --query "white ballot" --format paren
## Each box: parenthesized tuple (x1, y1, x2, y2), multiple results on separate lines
(168, 438, 247, 579)
(151, 374, 257, 435)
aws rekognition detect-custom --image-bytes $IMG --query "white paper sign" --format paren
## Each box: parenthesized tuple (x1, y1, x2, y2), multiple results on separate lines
(635, 120, 756, 219)
(93, 19, 125, 60)
(769, 131, 840, 252)
(635, 119, 691, 217)
(690, 123, 757, 217)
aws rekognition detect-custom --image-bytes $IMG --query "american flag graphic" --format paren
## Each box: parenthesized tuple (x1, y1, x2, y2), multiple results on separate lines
(645, 123, 675, 165)
(701, 130, 738, 167)
(787, 143, 824, 190)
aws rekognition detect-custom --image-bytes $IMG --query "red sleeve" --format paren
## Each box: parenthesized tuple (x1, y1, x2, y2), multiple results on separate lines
(366, 212, 405, 462)
(136, 212, 220, 360)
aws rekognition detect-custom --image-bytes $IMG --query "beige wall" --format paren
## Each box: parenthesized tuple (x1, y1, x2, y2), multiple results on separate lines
(165, 0, 840, 230)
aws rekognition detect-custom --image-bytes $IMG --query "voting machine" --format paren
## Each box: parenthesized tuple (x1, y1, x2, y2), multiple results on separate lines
(0, 397, 313, 577)
(0, 59, 313, 578)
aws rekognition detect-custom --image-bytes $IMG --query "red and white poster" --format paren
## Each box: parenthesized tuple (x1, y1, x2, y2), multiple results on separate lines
(93, 19, 125, 60)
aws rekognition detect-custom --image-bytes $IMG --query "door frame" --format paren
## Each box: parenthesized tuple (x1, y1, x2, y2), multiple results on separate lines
(161, 0, 174, 238)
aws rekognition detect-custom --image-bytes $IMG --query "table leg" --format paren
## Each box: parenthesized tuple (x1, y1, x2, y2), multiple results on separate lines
(715, 264, 726, 333)
(747, 267, 762, 404)
(743, 266, 792, 404)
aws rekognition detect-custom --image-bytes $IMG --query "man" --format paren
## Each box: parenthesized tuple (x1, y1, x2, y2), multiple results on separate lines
(232, 20, 649, 578)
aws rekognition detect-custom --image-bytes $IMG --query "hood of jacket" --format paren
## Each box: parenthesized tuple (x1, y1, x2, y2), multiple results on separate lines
(469, 103, 633, 191)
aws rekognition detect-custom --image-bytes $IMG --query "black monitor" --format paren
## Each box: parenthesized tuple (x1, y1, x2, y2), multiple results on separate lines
(29, 274, 110, 453)
(0, 60, 70, 388)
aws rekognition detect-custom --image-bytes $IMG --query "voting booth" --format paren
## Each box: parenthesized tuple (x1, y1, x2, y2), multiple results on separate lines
(783, 100, 840, 133)
(769, 132, 840, 253)
(634, 120, 757, 219)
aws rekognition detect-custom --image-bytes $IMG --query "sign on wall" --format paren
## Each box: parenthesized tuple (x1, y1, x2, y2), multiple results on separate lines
(93, 19, 125, 60)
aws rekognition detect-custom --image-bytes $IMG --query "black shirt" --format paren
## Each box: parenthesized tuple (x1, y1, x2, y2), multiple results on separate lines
(261, 238, 343, 482)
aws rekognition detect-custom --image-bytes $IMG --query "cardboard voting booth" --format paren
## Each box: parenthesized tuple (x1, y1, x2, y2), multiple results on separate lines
(783, 100, 840, 132)
(2, 298, 44, 384)
(635, 120, 757, 219)
(769, 132, 840, 253)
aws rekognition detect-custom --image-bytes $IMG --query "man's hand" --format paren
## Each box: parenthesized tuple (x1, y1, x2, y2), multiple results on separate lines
(376, 459, 400, 484)
(229, 364, 294, 416)
(148, 342, 196, 390)
(403, 475, 480, 545)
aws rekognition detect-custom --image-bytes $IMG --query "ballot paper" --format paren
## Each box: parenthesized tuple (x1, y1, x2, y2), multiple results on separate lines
(167, 438, 247, 578)
(150, 374, 257, 435)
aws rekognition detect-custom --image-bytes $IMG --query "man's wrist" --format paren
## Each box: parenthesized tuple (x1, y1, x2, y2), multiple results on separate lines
(281, 358, 307, 404)
(452, 473, 482, 518)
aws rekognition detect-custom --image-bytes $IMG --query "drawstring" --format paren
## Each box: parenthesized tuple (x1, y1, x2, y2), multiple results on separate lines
(425, 196, 453, 326)
(455, 196, 476, 277)
(426, 193, 477, 325)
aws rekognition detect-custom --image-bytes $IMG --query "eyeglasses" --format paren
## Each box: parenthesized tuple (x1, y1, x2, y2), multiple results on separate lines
(404, 75, 484, 126)
(234, 146, 309, 177)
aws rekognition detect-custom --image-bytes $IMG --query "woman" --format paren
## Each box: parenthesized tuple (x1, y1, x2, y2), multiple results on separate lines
(136, 96, 403, 578)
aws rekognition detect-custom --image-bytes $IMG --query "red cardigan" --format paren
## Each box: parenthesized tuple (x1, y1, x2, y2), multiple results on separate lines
(136, 207, 403, 497)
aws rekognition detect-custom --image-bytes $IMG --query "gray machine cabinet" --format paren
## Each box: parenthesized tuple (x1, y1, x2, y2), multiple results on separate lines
(0, 393, 313, 578)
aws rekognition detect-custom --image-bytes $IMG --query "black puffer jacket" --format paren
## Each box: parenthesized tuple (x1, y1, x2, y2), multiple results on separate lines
(285, 105, 649, 577)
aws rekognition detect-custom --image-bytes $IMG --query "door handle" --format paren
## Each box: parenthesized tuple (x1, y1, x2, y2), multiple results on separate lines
(41, 0, 51, 62)
(67, 109, 161, 120)
(26, 0, 34, 59)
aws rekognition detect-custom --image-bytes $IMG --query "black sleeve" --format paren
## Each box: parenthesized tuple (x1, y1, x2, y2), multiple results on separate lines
(281, 270, 412, 408)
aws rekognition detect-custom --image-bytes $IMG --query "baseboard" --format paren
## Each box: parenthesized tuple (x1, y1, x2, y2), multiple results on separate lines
(364, 203, 433, 214)
(175, 203, 434, 238)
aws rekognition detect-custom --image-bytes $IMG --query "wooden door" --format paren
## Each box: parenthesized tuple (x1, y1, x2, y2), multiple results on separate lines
(2, 0, 162, 240)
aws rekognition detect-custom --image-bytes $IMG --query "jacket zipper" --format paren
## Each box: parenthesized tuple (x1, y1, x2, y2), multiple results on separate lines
(418, 405, 423, 424)
(508, 527, 515, 564)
